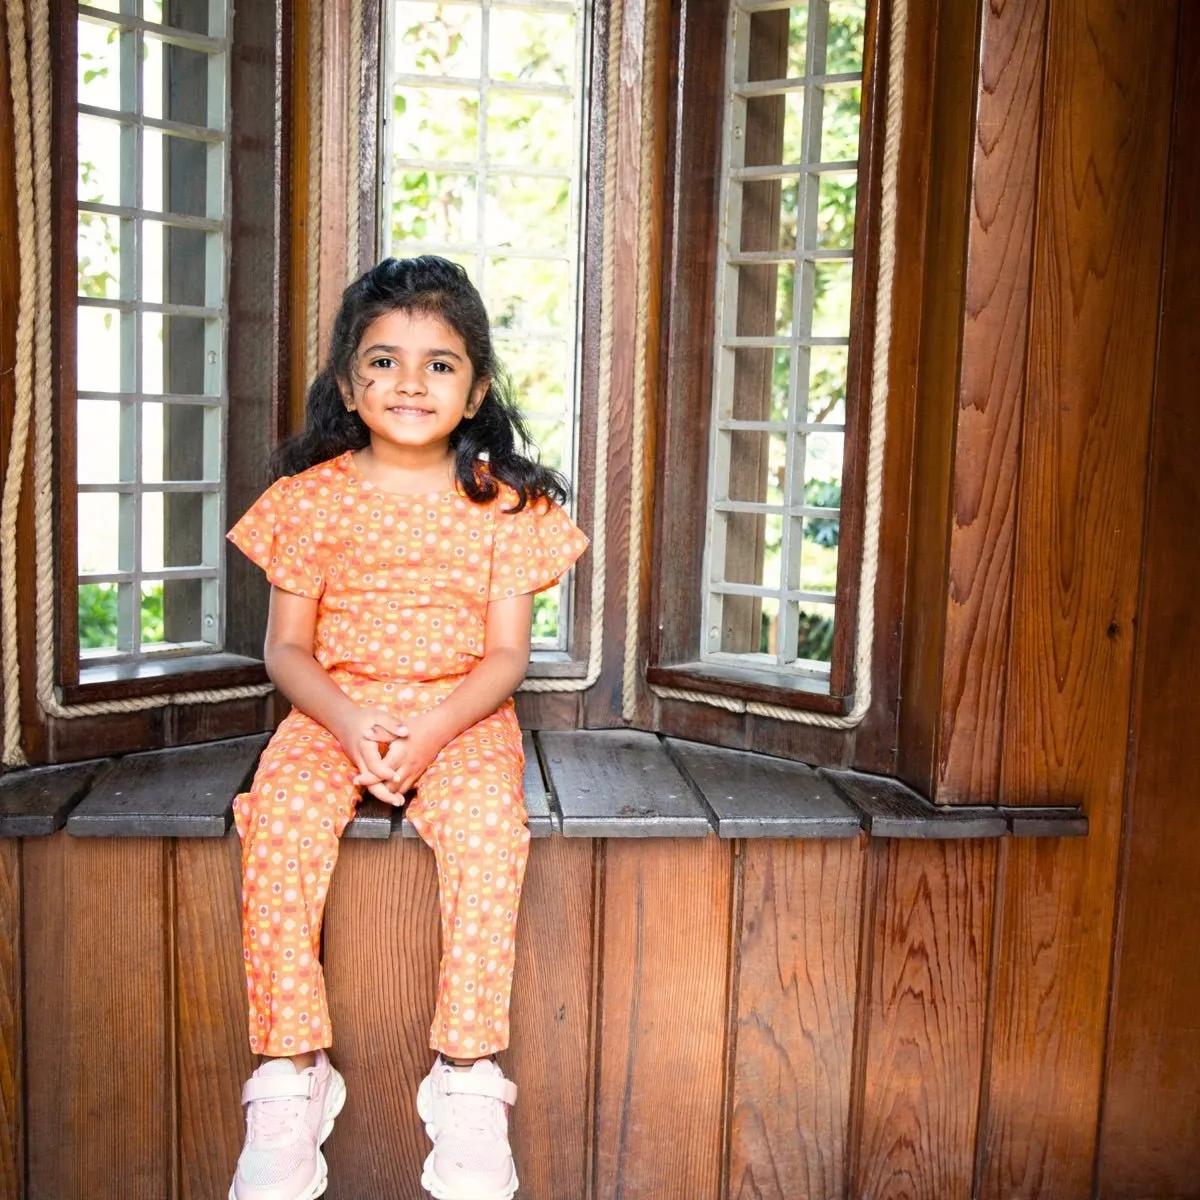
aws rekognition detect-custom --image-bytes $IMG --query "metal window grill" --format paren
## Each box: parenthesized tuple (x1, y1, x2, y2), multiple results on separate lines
(381, 0, 589, 651)
(703, 0, 865, 680)
(74, 0, 231, 664)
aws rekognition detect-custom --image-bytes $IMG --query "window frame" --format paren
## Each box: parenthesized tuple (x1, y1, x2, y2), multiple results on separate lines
(647, 0, 885, 715)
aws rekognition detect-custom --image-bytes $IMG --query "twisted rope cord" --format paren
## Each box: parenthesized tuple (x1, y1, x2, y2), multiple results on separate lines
(304, 0, 324, 388)
(346, 0, 362, 282)
(1, 0, 34, 765)
(520, 0, 621, 694)
(620, 0, 659, 721)
(650, 0, 908, 727)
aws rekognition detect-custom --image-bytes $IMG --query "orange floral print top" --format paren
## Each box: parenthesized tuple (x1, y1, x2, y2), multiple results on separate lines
(227, 451, 588, 691)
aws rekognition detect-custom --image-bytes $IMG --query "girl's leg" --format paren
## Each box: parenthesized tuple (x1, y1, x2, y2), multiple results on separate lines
(233, 709, 362, 1058)
(406, 702, 530, 1060)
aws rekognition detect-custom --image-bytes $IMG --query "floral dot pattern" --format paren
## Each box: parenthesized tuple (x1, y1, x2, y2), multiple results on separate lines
(226, 452, 587, 1057)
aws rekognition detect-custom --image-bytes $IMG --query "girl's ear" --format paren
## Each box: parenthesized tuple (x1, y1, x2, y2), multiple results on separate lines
(465, 376, 489, 418)
(338, 377, 355, 412)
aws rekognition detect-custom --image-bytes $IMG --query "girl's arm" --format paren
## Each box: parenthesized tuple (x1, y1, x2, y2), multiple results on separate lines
(367, 592, 535, 798)
(264, 586, 405, 791)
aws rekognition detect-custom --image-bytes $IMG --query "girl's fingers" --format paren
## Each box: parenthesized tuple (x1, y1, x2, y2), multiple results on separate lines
(369, 718, 408, 742)
(365, 780, 403, 806)
(359, 740, 394, 782)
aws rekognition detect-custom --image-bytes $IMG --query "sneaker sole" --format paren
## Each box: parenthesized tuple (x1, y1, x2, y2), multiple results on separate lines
(415, 1078, 518, 1200)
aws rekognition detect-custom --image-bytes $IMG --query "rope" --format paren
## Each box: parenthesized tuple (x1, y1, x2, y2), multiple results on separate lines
(346, 0, 362, 282)
(519, 0, 621, 695)
(650, 0, 908, 728)
(304, 0, 323, 388)
(619, 0, 659, 721)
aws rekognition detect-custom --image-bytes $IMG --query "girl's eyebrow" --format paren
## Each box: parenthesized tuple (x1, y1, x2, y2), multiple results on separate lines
(360, 343, 464, 362)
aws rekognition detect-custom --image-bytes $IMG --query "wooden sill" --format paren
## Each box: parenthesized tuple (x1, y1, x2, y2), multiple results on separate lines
(648, 662, 852, 716)
(61, 654, 270, 705)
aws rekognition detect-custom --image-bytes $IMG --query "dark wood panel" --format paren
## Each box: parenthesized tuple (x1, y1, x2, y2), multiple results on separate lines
(506, 837, 595, 1199)
(594, 837, 731, 1198)
(933, 0, 1047, 805)
(0, 842, 20, 1200)
(323, 839, 442, 1196)
(853, 839, 996, 1200)
(1096, 6, 1200, 1192)
(979, 0, 1179, 1194)
(176, 835, 255, 1200)
(23, 837, 171, 1200)
(728, 838, 864, 1199)
(824, 769, 1008, 839)
(0, 758, 110, 835)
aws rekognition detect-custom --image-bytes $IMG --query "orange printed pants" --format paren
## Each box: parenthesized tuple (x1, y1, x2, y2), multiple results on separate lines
(233, 701, 530, 1059)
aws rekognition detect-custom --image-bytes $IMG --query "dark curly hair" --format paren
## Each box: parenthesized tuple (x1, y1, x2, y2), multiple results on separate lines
(273, 256, 569, 511)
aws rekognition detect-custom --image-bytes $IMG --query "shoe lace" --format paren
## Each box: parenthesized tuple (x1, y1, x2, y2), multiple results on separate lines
(443, 1072, 503, 1137)
(246, 1095, 306, 1147)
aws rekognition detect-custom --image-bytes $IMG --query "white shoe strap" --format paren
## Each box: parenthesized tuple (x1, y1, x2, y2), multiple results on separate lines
(242, 1073, 316, 1104)
(444, 1072, 518, 1106)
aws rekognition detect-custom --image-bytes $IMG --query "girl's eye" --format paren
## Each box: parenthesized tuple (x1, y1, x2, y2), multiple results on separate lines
(369, 356, 397, 370)
(429, 361, 452, 373)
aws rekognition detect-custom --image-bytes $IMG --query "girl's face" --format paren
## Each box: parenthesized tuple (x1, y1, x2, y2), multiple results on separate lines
(343, 308, 488, 454)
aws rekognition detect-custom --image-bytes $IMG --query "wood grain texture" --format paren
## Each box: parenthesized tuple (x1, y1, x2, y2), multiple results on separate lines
(317, 0, 350, 356)
(23, 837, 171, 1200)
(322, 839, 442, 1196)
(176, 835, 256, 1200)
(853, 839, 996, 1200)
(1096, 7, 1200, 1192)
(979, 1, 1178, 1194)
(728, 838, 864, 1199)
(506, 837, 595, 1199)
(594, 837, 731, 1198)
(934, 0, 1047, 805)
(0, 842, 20, 1200)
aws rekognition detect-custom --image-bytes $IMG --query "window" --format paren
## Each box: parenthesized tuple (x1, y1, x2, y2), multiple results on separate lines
(380, 0, 590, 651)
(703, 0, 865, 682)
(74, 0, 232, 666)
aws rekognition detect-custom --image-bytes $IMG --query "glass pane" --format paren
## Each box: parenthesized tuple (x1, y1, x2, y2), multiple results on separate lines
(532, 587, 560, 642)
(78, 213, 123, 300)
(820, 82, 861, 162)
(709, 589, 778, 656)
(77, 400, 125, 483)
(393, 88, 479, 159)
(805, 346, 848, 423)
(827, 0, 867, 74)
(486, 93, 573, 168)
(142, 221, 210, 306)
(143, 403, 218, 481)
(78, 583, 120, 651)
(485, 174, 570, 251)
(815, 172, 856, 249)
(145, 1, 222, 38)
(141, 578, 209, 647)
(793, 600, 835, 663)
(484, 257, 572, 333)
(77, 115, 124, 205)
(78, 307, 127, 393)
(737, 178, 799, 252)
(744, 9, 800, 83)
(799, 515, 839, 593)
(729, 347, 790, 423)
(393, 2, 482, 78)
(390, 170, 477, 245)
(717, 510, 783, 590)
(143, 314, 214, 395)
(488, 9, 575, 85)
(78, 17, 123, 111)
(78, 492, 121, 573)
(724, 429, 786, 504)
(146, 37, 219, 128)
(734, 262, 794, 339)
(811, 260, 853, 337)
(499, 340, 568, 414)
(143, 493, 208, 571)
(523, 418, 565, 471)
(744, 91, 804, 167)
(143, 130, 218, 218)
(786, 6, 810, 77)
(801, 431, 845, 487)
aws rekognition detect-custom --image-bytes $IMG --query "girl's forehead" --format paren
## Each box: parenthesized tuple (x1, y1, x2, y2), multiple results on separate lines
(357, 307, 465, 352)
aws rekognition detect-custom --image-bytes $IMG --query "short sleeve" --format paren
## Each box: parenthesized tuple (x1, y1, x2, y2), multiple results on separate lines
(489, 495, 589, 601)
(227, 476, 324, 598)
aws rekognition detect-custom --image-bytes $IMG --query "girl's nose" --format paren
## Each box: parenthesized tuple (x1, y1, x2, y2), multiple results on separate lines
(393, 366, 425, 394)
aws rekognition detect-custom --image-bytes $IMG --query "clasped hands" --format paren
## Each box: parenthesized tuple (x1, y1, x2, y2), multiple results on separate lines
(334, 705, 443, 805)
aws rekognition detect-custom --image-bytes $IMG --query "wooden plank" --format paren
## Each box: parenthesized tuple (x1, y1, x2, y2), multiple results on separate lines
(342, 796, 394, 839)
(666, 738, 859, 838)
(933, 0, 1048, 804)
(176, 834, 256, 1200)
(853, 839, 997, 1199)
(24, 837, 171, 1200)
(323, 839, 442, 1196)
(728, 838, 865, 1198)
(540, 730, 712, 836)
(594, 837, 731, 1198)
(0, 758, 110, 836)
(507, 837, 595, 1199)
(823, 769, 1007, 839)
(1096, 9, 1200, 1193)
(521, 729, 554, 836)
(979, 1, 1179, 1194)
(67, 734, 267, 837)
(1004, 807, 1087, 838)
(0, 841, 20, 1200)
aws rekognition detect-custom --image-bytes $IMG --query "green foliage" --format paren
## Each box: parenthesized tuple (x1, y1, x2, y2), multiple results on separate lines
(796, 607, 834, 662)
(804, 478, 841, 547)
(78, 582, 165, 650)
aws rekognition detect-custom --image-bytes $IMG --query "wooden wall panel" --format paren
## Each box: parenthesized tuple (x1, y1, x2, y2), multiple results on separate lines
(23, 837, 171, 1200)
(594, 837, 731, 1198)
(175, 836, 255, 1200)
(323, 839, 441, 1197)
(934, 0, 1047, 805)
(727, 838, 864, 1200)
(0, 842, 20, 1200)
(1096, 6, 1200, 1193)
(978, 1, 1179, 1194)
(852, 839, 996, 1200)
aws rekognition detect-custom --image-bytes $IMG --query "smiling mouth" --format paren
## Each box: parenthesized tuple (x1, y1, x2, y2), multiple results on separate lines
(386, 404, 434, 416)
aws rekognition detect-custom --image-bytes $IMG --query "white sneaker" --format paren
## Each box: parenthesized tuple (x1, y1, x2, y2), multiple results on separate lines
(416, 1058, 519, 1199)
(229, 1051, 347, 1200)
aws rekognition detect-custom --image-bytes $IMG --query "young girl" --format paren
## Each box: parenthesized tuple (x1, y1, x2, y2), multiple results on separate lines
(224, 256, 587, 1200)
